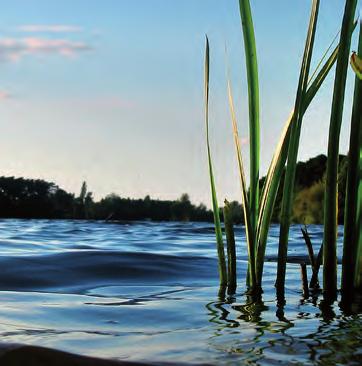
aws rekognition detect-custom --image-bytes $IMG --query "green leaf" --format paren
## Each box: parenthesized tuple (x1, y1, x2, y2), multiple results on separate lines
(204, 36, 227, 287)
(276, 0, 320, 297)
(323, 0, 357, 299)
(239, 0, 260, 239)
(227, 75, 256, 289)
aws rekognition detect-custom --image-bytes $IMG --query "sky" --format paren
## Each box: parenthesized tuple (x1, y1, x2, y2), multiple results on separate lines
(0, 0, 360, 206)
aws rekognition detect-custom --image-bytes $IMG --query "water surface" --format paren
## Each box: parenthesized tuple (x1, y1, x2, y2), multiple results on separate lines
(0, 219, 360, 365)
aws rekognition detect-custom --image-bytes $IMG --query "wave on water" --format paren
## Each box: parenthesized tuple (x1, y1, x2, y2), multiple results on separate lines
(0, 251, 219, 292)
(0, 219, 338, 294)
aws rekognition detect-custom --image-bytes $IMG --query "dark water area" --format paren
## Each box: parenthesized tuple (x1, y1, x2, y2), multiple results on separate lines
(0, 219, 360, 365)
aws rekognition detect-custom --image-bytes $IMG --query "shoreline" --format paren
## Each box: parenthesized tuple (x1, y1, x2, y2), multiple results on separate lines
(0, 343, 205, 366)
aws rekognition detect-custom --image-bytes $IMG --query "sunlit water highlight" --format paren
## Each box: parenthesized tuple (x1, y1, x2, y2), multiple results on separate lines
(0, 219, 360, 365)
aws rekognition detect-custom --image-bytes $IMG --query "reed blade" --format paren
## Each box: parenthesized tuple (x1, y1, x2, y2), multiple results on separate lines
(323, 0, 357, 299)
(204, 36, 227, 287)
(276, 0, 320, 297)
(239, 0, 260, 239)
(343, 19, 362, 296)
(310, 243, 323, 288)
(255, 111, 293, 285)
(354, 146, 362, 289)
(301, 226, 316, 269)
(227, 77, 256, 289)
(255, 27, 345, 287)
(223, 199, 237, 293)
(307, 29, 340, 86)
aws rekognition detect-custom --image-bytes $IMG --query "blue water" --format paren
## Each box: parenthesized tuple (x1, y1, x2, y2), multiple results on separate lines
(0, 219, 360, 365)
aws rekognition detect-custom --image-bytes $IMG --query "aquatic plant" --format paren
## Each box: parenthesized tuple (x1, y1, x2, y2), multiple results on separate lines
(276, 0, 320, 297)
(342, 16, 362, 296)
(232, 0, 339, 293)
(350, 51, 362, 79)
(238, 0, 260, 243)
(323, 0, 357, 300)
(206, 0, 360, 297)
(227, 73, 256, 289)
(223, 200, 237, 293)
(204, 36, 228, 287)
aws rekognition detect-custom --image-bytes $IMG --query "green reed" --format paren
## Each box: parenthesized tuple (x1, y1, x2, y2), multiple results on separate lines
(238, 0, 260, 240)
(206, 0, 360, 299)
(323, 0, 357, 300)
(204, 37, 227, 287)
(223, 200, 237, 293)
(276, 0, 320, 297)
(342, 17, 362, 297)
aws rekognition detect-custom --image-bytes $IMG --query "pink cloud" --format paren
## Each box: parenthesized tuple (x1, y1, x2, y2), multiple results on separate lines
(0, 37, 91, 62)
(0, 91, 11, 100)
(17, 25, 83, 33)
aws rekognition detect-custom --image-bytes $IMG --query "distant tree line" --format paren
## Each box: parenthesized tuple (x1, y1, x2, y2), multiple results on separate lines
(0, 178, 213, 222)
(0, 154, 348, 224)
(262, 154, 348, 225)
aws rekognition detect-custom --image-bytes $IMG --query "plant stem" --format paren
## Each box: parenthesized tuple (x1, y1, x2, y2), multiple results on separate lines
(276, 0, 320, 297)
(238, 0, 260, 239)
(227, 78, 256, 289)
(256, 38, 341, 286)
(301, 226, 316, 269)
(204, 37, 227, 287)
(323, 0, 357, 300)
(310, 243, 323, 288)
(223, 200, 237, 294)
(342, 19, 362, 299)
(300, 263, 309, 298)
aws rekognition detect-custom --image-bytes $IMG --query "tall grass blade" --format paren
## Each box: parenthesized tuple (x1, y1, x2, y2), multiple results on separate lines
(323, 0, 357, 299)
(301, 226, 316, 269)
(204, 36, 227, 287)
(354, 146, 362, 289)
(310, 244, 323, 288)
(257, 39, 340, 278)
(300, 263, 310, 298)
(343, 19, 362, 297)
(238, 0, 260, 238)
(255, 28, 346, 287)
(301, 226, 323, 289)
(223, 199, 237, 293)
(258, 39, 340, 234)
(307, 30, 340, 86)
(255, 111, 293, 285)
(305, 20, 357, 101)
(227, 77, 256, 289)
(276, 0, 320, 297)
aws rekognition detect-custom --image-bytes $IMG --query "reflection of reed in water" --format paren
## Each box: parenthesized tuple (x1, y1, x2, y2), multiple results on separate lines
(204, 287, 361, 363)
(305, 315, 362, 364)
(205, 291, 296, 363)
(205, 297, 239, 328)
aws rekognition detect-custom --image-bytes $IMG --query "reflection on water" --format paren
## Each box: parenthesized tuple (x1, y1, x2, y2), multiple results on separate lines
(206, 289, 361, 365)
(0, 219, 359, 364)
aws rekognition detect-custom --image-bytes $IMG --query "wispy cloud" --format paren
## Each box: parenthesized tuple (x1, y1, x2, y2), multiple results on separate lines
(17, 25, 82, 33)
(0, 37, 91, 62)
(0, 91, 12, 100)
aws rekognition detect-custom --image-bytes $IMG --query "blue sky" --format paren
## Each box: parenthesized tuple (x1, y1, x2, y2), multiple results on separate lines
(0, 0, 360, 205)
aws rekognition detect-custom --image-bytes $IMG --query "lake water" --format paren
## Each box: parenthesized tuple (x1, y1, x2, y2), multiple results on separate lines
(0, 219, 360, 365)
